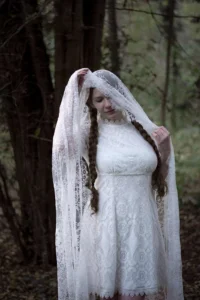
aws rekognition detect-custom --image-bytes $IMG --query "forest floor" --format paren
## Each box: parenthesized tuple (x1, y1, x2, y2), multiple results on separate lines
(0, 202, 200, 300)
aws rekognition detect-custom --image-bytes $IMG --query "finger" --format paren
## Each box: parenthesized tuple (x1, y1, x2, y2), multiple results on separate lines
(80, 68, 89, 72)
(158, 129, 168, 141)
(165, 128, 170, 136)
(154, 127, 165, 136)
(152, 129, 160, 138)
(152, 130, 161, 138)
(81, 69, 89, 74)
(152, 132, 158, 138)
(77, 69, 88, 76)
(155, 129, 164, 139)
(81, 69, 88, 73)
(159, 128, 166, 137)
(160, 127, 170, 139)
(152, 132, 162, 143)
(157, 127, 169, 139)
(78, 71, 87, 76)
(161, 126, 170, 136)
(160, 126, 167, 134)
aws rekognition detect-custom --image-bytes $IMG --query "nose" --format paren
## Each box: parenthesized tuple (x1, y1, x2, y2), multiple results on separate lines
(104, 97, 112, 108)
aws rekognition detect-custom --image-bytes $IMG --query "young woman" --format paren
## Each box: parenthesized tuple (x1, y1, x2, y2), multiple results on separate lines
(52, 69, 184, 300)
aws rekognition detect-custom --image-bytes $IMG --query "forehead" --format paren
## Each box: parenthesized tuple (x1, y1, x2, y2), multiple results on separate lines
(92, 88, 105, 99)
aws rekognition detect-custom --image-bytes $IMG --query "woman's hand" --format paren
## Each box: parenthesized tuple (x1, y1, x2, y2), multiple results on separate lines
(152, 126, 171, 164)
(77, 68, 89, 91)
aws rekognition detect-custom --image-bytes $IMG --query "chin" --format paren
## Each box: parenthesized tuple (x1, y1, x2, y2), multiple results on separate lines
(106, 113, 116, 119)
(108, 111, 122, 119)
(110, 115, 117, 120)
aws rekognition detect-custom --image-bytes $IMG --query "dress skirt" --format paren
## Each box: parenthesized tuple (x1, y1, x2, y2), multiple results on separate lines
(76, 121, 167, 299)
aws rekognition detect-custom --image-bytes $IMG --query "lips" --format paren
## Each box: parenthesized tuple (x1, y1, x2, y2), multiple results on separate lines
(106, 109, 115, 113)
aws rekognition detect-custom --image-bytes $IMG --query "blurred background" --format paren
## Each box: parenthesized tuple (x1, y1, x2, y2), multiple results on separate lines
(0, 0, 199, 299)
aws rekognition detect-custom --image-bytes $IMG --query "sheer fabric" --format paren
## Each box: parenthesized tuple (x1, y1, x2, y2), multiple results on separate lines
(52, 70, 184, 300)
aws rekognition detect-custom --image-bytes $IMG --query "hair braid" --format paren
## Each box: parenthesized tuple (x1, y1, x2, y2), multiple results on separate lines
(132, 120, 168, 198)
(86, 85, 167, 213)
(88, 106, 99, 213)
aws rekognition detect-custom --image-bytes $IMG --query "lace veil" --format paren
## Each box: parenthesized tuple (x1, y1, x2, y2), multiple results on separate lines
(52, 69, 184, 300)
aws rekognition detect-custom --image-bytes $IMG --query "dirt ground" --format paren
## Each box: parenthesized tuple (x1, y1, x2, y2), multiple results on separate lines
(0, 202, 200, 300)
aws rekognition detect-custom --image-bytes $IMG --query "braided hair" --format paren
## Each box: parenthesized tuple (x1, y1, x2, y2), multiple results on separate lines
(86, 89, 167, 214)
(132, 120, 168, 198)
(87, 100, 99, 214)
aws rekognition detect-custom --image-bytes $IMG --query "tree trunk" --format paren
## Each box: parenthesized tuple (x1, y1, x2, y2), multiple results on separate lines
(161, 0, 176, 126)
(107, 0, 120, 76)
(0, 0, 105, 265)
(54, 0, 83, 117)
(82, 0, 105, 70)
(195, 75, 200, 122)
(0, 1, 36, 261)
(21, 0, 56, 265)
(0, 0, 55, 264)
(54, 0, 106, 117)
(171, 46, 178, 130)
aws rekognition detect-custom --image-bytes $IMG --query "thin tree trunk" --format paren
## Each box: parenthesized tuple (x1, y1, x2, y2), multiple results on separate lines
(107, 0, 120, 76)
(171, 46, 178, 130)
(161, 0, 175, 125)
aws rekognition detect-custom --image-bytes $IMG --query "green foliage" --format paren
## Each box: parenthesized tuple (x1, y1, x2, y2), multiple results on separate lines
(174, 126, 200, 203)
(102, 1, 200, 203)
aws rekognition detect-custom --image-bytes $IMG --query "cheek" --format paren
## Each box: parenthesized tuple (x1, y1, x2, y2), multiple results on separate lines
(93, 102, 103, 111)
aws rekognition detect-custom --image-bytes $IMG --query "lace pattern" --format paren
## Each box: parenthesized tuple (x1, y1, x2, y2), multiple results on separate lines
(52, 69, 184, 300)
(76, 122, 167, 299)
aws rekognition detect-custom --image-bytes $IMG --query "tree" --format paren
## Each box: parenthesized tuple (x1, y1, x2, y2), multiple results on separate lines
(107, 0, 120, 76)
(0, 0, 105, 264)
(54, 0, 105, 117)
(160, 0, 176, 126)
(0, 0, 55, 264)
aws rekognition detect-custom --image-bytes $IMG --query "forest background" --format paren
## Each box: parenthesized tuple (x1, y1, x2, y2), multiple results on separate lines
(0, 0, 200, 299)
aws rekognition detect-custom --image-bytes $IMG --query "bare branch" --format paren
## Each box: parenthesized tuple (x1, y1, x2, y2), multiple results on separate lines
(107, 6, 200, 20)
(0, 0, 52, 49)
(28, 134, 52, 143)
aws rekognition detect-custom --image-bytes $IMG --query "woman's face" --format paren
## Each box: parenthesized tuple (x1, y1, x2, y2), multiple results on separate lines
(91, 88, 122, 120)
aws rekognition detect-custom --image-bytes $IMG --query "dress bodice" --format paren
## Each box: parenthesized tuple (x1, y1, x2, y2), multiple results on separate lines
(96, 119, 157, 176)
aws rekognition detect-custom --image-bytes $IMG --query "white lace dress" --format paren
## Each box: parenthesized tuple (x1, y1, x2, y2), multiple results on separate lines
(76, 118, 167, 299)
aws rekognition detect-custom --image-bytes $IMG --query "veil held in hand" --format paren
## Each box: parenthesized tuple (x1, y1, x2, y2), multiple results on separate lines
(52, 69, 184, 300)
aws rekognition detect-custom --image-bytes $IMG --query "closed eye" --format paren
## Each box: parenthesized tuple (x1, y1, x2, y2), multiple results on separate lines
(94, 97, 104, 103)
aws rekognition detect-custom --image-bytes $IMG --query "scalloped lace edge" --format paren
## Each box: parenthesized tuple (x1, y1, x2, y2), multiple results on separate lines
(98, 116, 127, 124)
(89, 286, 165, 298)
